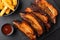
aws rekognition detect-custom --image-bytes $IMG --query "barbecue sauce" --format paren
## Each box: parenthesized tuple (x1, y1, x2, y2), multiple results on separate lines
(2, 24, 12, 35)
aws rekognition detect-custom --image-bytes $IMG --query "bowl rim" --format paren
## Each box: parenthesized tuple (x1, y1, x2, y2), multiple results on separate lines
(3, 0, 20, 16)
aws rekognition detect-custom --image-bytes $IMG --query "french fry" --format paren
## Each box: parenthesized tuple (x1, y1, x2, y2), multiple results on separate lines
(0, 0, 17, 16)
(6, 0, 12, 5)
(0, 2, 4, 10)
(12, 0, 17, 6)
(5, 8, 10, 14)
(2, 0, 14, 11)
(0, 6, 8, 16)
(0, 0, 2, 3)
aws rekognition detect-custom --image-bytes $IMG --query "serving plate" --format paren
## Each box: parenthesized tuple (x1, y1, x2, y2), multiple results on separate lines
(0, 0, 60, 40)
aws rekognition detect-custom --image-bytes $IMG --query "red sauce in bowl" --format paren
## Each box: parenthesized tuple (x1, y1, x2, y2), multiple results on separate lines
(2, 24, 14, 36)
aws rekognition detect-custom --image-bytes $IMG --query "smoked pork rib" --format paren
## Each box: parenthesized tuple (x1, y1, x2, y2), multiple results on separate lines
(25, 7, 51, 30)
(35, 0, 58, 24)
(20, 13, 43, 36)
(32, 12, 51, 30)
(13, 20, 36, 40)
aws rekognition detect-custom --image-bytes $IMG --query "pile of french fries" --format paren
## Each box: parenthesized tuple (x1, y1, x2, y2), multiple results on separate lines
(0, 0, 17, 16)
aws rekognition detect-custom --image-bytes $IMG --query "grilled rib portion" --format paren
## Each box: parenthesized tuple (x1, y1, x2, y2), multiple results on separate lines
(34, 0, 58, 24)
(25, 7, 33, 13)
(25, 7, 51, 30)
(13, 20, 36, 40)
(32, 12, 51, 30)
(20, 13, 43, 36)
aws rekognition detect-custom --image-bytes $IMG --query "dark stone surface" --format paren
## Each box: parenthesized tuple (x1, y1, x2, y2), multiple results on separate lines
(0, 0, 60, 40)
(54, 0, 60, 9)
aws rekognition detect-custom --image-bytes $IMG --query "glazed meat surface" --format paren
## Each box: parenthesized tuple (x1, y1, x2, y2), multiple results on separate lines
(32, 12, 51, 30)
(25, 7, 51, 30)
(20, 13, 43, 36)
(13, 20, 36, 40)
(35, 0, 58, 24)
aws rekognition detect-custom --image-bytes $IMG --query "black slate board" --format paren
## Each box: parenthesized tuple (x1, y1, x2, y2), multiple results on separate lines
(0, 0, 60, 40)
